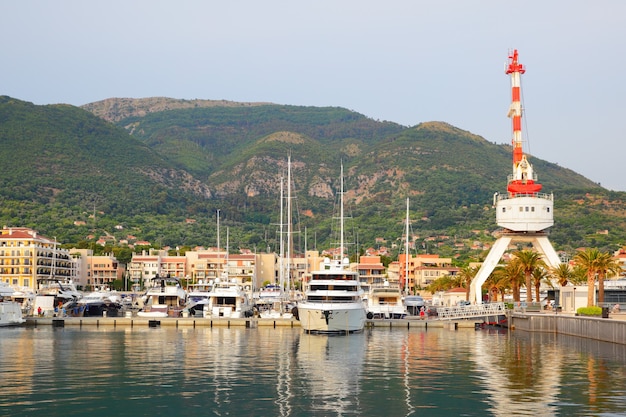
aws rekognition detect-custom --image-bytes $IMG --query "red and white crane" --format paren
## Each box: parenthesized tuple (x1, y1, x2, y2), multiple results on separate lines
(505, 49, 542, 196)
(469, 49, 560, 304)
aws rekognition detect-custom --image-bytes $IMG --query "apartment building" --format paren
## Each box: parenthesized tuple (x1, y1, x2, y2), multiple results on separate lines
(70, 249, 122, 290)
(0, 227, 75, 291)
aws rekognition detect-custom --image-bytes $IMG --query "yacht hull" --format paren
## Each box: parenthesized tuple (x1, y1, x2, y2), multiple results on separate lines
(0, 301, 25, 326)
(297, 302, 366, 334)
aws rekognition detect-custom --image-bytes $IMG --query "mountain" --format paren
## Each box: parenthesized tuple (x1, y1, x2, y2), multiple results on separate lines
(0, 96, 623, 259)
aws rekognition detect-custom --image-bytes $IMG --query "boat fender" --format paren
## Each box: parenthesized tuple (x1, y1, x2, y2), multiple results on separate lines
(291, 307, 299, 321)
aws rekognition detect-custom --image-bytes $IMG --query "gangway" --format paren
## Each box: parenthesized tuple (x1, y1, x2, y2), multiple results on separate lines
(436, 302, 506, 321)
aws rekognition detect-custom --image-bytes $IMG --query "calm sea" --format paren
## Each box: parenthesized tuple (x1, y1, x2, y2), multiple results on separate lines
(1, 325, 625, 417)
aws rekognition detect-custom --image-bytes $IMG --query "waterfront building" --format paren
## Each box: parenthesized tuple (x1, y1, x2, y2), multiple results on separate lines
(0, 227, 75, 291)
(397, 253, 459, 292)
(69, 249, 122, 290)
(355, 255, 388, 294)
(128, 250, 165, 289)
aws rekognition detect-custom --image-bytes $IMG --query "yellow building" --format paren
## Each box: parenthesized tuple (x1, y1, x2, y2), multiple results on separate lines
(0, 227, 74, 291)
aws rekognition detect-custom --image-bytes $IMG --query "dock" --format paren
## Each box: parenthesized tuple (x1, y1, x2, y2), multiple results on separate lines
(24, 316, 485, 329)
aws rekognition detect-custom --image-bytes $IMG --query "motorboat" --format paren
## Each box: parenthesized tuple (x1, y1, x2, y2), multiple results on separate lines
(137, 276, 187, 318)
(205, 277, 254, 318)
(76, 289, 123, 317)
(366, 281, 407, 319)
(0, 283, 25, 326)
(295, 165, 366, 334)
(33, 278, 82, 317)
(185, 280, 213, 317)
(404, 295, 426, 316)
(255, 284, 294, 319)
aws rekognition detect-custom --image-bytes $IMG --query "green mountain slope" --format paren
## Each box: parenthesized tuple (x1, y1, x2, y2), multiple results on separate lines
(0, 96, 622, 259)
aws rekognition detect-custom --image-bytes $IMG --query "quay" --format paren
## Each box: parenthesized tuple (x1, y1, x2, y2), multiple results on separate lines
(24, 316, 484, 329)
(509, 311, 626, 345)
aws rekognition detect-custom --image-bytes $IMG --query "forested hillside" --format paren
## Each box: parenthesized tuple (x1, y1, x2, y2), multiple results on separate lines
(0, 95, 623, 262)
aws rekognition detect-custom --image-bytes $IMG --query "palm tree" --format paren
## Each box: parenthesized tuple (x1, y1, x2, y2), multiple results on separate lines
(570, 264, 588, 286)
(573, 248, 600, 307)
(485, 270, 510, 302)
(494, 259, 524, 302)
(550, 263, 573, 287)
(513, 250, 546, 303)
(458, 265, 478, 301)
(594, 252, 621, 304)
(531, 267, 549, 303)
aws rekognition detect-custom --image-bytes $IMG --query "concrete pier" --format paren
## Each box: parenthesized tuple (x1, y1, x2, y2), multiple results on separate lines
(26, 316, 484, 329)
(510, 312, 626, 345)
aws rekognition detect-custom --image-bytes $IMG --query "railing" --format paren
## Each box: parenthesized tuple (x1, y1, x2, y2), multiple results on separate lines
(436, 302, 506, 320)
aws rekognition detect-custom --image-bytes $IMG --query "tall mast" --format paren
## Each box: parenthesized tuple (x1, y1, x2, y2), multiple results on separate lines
(340, 163, 345, 260)
(279, 175, 285, 291)
(505, 49, 542, 196)
(404, 197, 409, 294)
(286, 154, 292, 294)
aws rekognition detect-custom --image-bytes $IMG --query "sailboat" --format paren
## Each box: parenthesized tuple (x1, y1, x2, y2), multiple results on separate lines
(295, 164, 367, 333)
(367, 197, 409, 319)
(258, 156, 296, 318)
(205, 227, 254, 318)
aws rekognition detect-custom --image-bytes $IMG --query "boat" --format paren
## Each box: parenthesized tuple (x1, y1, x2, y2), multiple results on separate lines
(185, 280, 213, 317)
(403, 295, 426, 316)
(137, 275, 187, 318)
(33, 278, 82, 317)
(295, 164, 367, 334)
(76, 289, 124, 317)
(256, 284, 294, 318)
(205, 276, 254, 318)
(366, 281, 407, 319)
(0, 283, 25, 326)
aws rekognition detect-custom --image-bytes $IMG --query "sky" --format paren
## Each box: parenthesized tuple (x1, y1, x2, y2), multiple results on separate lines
(2, 1, 625, 191)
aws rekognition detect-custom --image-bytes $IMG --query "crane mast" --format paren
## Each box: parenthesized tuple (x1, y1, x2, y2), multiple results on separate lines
(505, 49, 542, 196)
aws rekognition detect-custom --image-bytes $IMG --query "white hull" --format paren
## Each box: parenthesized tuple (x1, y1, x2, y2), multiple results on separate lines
(0, 301, 25, 326)
(297, 302, 366, 333)
(368, 304, 407, 319)
(136, 311, 169, 318)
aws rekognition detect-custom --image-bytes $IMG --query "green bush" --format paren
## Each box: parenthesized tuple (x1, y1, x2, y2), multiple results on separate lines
(576, 306, 602, 316)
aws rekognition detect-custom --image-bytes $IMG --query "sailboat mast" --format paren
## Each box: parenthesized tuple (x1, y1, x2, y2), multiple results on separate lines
(405, 198, 410, 294)
(340, 163, 345, 260)
(279, 176, 285, 291)
(286, 154, 292, 294)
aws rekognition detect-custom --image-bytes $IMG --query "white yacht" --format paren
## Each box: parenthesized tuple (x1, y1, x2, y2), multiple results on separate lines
(367, 281, 407, 319)
(205, 277, 254, 318)
(77, 289, 123, 317)
(0, 283, 25, 326)
(255, 284, 294, 319)
(295, 165, 366, 334)
(33, 278, 82, 317)
(137, 276, 187, 318)
(185, 280, 213, 317)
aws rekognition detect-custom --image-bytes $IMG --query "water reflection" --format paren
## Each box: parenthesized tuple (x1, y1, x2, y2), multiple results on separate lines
(297, 331, 366, 415)
(1, 326, 626, 416)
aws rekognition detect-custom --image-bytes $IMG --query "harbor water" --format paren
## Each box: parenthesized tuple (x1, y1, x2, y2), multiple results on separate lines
(1, 325, 626, 416)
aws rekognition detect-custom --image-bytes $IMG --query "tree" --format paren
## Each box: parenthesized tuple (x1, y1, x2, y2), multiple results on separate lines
(494, 260, 524, 302)
(594, 252, 621, 304)
(513, 250, 546, 303)
(573, 248, 600, 307)
(550, 263, 573, 287)
(484, 270, 510, 302)
(458, 265, 478, 301)
(531, 267, 549, 303)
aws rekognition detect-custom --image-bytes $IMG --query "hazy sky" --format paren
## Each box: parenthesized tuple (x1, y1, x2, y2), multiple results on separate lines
(2, 1, 625, 191)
